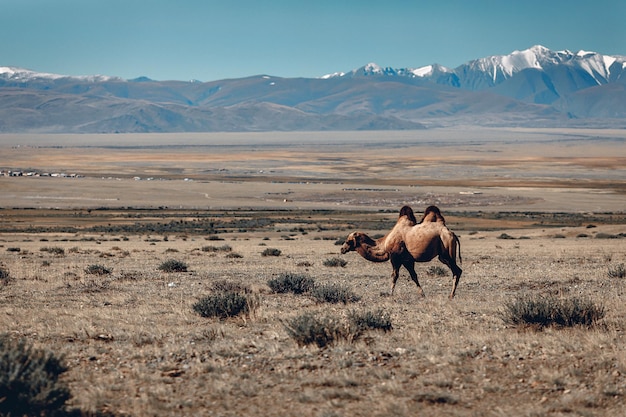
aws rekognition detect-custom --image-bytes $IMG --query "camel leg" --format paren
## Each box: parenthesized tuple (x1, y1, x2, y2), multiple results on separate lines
(389, 257, 402, 295)
(438, 255, 462, 299)
(404, 261, 425, 297)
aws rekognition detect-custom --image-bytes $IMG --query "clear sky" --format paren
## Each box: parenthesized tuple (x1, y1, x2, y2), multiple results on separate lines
(2, 0, 625, 81)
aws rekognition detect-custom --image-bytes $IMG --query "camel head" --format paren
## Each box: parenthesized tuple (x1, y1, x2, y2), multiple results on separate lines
(340, 232, 377, 254)
(340, 232, 360, 254)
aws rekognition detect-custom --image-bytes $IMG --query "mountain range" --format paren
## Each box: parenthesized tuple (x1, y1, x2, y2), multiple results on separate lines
(1, 45, 625, 133)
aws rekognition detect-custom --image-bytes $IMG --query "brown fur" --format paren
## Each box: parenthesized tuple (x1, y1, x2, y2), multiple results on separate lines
(341, 205, 462, 299)
(419, 205, 446, 224)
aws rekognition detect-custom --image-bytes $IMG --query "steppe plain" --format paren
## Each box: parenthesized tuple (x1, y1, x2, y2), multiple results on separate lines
(1, 128, 626, 416)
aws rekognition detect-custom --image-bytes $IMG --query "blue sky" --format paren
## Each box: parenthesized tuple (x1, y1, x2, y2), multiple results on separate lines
(2, 0, 625, 81)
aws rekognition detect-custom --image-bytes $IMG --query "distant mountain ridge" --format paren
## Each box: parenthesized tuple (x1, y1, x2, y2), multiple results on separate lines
(1, 45, 625, 133)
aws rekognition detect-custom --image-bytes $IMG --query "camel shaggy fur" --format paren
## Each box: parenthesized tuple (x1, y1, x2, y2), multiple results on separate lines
(340, 205, 462, 299)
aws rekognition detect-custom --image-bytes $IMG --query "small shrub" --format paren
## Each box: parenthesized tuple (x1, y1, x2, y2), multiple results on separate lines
(0, 335, 72, 417)
(158, 259, 188, 273)
(284, 310, 391, 348)
(283, 313, 344, 348)
(267, 273, 315, 294)
(497, 233, 515, 240)
(349, 309, 393, 333)
(608, 263, 626, 279)
(202, 244, 232, 253)
(84, 264, 112, 275)
(193, 292, 254, 319)
(225, 252, 243, 259)
(323, 257, 347, 267)
(40, 246, 65, 256)
(211, 279, 251, 294)
(310, 283, 361, 304)
(501, 295, 605, 329)
(6, 247, 20, 252)
(261, 248, 282, 257)
(595, 232, 620, 239)
(426, 265, 447, 276)
(0, 265, 9, 281)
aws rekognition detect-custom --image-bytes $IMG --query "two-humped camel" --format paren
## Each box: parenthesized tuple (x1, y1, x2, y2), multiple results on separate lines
(340, 205, 462, 299)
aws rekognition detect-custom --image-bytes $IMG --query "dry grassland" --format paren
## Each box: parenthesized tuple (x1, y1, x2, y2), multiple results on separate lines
(1, 128, 626, 416)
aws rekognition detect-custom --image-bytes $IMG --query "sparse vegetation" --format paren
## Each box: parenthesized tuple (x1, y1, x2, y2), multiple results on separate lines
(267, 273, 315, 294)
(40, 246, 65, 256)
(608, 263, 626, 279)
(261, 248, 282, 257)
(501, 295, 605, 329)
(158, 259, 188, 272)
(323, 257, 347, 267)
(284, 309, 392, 348)
(283, 313, 347, 348)
(426, 265, 447, 276)
(193, 291, 257, 319)
(202, 244, 232, 253)
(84, 264, 112, 275)
(0, 335, 72, 417)
(348, 309, 392, 333)
(310, 283, 361, 304)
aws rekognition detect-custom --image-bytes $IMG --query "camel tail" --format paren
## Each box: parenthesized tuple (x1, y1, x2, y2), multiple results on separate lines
(454, 234, 462, 265)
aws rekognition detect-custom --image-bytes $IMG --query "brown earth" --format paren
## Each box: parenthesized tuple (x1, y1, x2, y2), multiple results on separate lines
(1, 128, 625, 416)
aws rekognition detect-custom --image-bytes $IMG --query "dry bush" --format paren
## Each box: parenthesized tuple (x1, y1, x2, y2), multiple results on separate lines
(267, 273, 315, 294)
(310, 283, 361, 304)
(0, 335, 71, 417)
(348, 309, 393, 333)
(158, 259, 188, 272)
(607, 263, 626, 279)
(284, 309, 392, 348)
(261, 248, 281, 257)
(283, 313, 346, 348)
(323, 257, 347, 267)
(40, 246, 65, 256)
(501, 295, 605, 329)
(202, 244, 232, 253)
(193, 292, 257, 319)
(84, 264, 112, 275)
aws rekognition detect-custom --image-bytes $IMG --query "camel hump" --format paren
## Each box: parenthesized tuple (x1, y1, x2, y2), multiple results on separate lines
(419, 205, 446, 224)
(399, 205, 417, 224)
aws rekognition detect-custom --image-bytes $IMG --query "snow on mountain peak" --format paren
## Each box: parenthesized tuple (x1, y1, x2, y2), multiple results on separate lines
(0, 66, 120, 82)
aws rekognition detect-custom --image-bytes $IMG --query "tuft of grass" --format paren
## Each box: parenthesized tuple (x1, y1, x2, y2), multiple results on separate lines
(283, 313, 345, 348)
(202, 244, 232, 253)
(267, 273, 315, 294)
(323, 257, 347, 267)
(261, 248, 282, 257)
(6, 247, 21, 253)
(310, 283, 361, 304)
(193, 292, 256, 319)
(501, 295, 605, 329)
(426, 265, 447, 276)
(0, 265, 9, 281)
(607, 263, 626, 279)
(211, 279, 251, 294)
(158, 259, 188, 273)
(497, 233, 515, 240)
(348, 309, 393, 333)
(40, 246, 65, 256)
(284, 309, 392, 348)
(84, 264, 112, 275)
(0, 335, 72, 417)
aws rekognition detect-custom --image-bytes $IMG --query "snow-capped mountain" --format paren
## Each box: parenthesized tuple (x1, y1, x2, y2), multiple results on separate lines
(0, 66, 120, 83)
(1, 46, 624, 133)
(327, 45, 626, 104)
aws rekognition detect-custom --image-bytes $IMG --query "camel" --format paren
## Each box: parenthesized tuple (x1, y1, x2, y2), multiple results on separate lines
(340, 205, 462, 299)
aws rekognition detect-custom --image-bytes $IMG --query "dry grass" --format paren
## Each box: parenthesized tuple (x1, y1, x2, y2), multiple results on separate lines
(1, 214, 625, 416)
